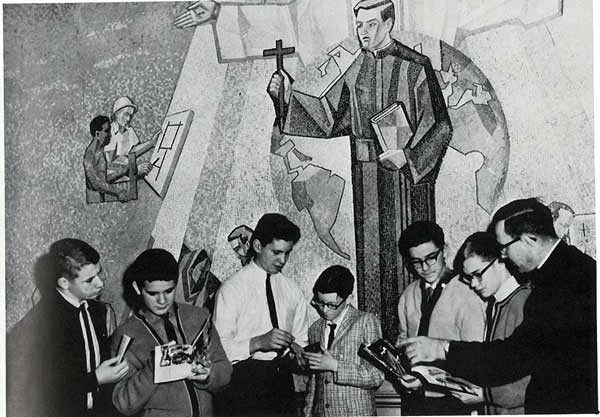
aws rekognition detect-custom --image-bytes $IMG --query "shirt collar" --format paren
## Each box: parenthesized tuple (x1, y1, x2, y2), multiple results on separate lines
(328, 304, 349, 327)
(493, 276, 520, 303)
(537, 239, 561, 269)
(137, 304, 177, 325)
(56, 288, 85, 308)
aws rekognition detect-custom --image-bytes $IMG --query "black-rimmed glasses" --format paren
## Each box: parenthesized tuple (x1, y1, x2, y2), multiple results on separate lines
(310, 296, 346, 310)
(461, 257, 498, 284)
(499, 237, 520, 252)
(408, 249, 441, 270)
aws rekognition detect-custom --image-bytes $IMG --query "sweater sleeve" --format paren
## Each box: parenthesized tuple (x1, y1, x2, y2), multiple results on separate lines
(111, 329, 158, 416)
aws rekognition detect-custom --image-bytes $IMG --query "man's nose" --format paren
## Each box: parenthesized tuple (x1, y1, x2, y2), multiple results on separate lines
(157, 294, 166, 304)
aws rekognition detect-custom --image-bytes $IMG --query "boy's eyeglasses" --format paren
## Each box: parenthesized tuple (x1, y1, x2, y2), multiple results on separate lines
(310, 297, 346, 310)
(408, 249, 441, 270)
(461, 257, 497, 284)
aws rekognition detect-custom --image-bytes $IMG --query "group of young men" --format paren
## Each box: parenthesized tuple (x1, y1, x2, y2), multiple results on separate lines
(7, 197, 598, 417)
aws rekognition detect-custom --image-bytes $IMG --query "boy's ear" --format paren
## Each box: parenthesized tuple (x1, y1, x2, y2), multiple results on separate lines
(252, 239, 263, 254)
(132, 281, 141, 296)
(57, 277, 70, 290)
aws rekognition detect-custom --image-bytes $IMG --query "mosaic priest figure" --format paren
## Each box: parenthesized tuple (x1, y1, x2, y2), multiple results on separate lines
(267, 0, 452, 338)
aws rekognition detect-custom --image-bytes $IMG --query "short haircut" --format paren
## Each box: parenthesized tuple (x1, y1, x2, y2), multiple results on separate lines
(248, 213, 301, 259)
(313, 265, 355, 299)
(453, 231, 502, 273)
(398, 221, 445, 258)
(35, 239, 100, 296)
(125, 248, 180, 287)
(89, 115, 110, 137)
(488, 198, 557, 239)
(353, 0, 395, 27)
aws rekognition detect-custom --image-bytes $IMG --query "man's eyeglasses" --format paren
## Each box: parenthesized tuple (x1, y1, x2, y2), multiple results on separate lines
(408, 249, 441, 270)
(461, 257, 497, 284)
(499, 237, 520, 252)
(310, 297, 346, 310)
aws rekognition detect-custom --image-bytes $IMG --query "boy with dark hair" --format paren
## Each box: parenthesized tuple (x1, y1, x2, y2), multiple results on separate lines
(111, 248, 232, 417)
(396, 221, 485, 415)
(213, 213, 309, 417)
(7, 238, 129, 417)
(303, 265, 384, 417)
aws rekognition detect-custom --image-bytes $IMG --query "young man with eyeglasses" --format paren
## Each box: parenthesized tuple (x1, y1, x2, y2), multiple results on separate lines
(399, 198, 597, 414)
(302, 265, 384, 416)
(396, 221, 485, 415)
(454, 232, 531, 414)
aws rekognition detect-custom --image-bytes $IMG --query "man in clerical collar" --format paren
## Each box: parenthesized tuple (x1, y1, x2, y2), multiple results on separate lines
(396, 221, 485, 415)
(399, 198, 598, 414)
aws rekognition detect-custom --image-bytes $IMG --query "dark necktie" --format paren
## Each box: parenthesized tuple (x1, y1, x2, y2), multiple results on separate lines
(266, 273, 279, 328)
(161, 313, 178, 343)
(485, 297, 496, 341)
(326, 323, 337, 350)
(79, 303, 97, 372)
(424, 286, 434, 305)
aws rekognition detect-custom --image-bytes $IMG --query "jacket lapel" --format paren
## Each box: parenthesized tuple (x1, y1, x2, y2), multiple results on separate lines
(329, 305, 359, 350)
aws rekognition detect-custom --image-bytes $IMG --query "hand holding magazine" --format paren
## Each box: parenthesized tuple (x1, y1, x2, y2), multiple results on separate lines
(358, 338, 482, 403)
(154, 315, 212, 383)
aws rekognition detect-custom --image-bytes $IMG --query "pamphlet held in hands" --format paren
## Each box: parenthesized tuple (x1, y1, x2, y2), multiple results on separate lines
(153, 315, 212, 383)
(116, 334, 133, 363)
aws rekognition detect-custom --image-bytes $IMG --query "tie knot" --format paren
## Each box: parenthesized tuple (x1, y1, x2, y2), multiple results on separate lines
(79, 302, 88, 312)
(328, 323, 337, 331)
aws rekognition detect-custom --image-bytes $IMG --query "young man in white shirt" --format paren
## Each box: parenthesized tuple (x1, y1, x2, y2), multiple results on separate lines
(213, 213, 310, 417)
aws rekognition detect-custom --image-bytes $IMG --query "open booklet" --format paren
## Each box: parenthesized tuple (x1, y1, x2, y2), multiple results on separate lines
(154, 315, 212, 384)
(358, 338, 482, 400)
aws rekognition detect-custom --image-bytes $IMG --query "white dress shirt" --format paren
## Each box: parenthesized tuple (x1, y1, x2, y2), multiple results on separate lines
(320, 304, 349, 350)
(213, 260, 309, 362)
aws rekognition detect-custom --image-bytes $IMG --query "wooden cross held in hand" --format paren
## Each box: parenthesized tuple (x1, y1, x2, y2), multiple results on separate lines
(263, 39, 295, 129)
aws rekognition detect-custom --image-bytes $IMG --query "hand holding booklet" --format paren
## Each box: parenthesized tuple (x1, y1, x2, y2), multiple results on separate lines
(154, 315, 212, 383)
(358, 338, 482, 402)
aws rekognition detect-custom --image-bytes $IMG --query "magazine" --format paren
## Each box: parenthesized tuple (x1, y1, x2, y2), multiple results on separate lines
(359, 338, 482, 400)
(153, 315, 212, 383)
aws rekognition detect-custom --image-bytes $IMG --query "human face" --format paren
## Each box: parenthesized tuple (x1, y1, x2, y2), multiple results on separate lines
(311, 291, 348, 321)
(355, 8, 392, 51)
(254, 238, 295, 274)
(64, 263, 105, 302)
(495, 221, 537, 273)
(95, 122, 111, 146)
(462, 255, 504, 299)
(136, 280, 177, 316)
(115, 107, 134, 129)
(407, 241, 445, 284)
